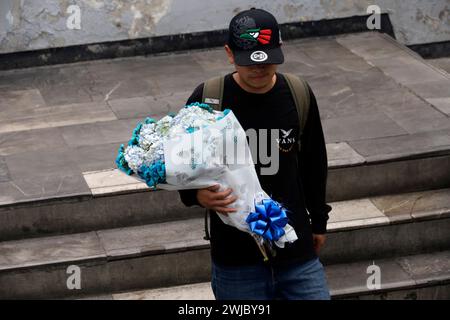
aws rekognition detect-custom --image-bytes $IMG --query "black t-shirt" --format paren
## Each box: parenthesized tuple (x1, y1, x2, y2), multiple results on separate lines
(179, 72, 331, 267)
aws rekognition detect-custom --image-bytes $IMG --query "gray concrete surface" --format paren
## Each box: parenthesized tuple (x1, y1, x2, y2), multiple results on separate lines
(1, 32, 449, 208)
(430, 57, 450, 74)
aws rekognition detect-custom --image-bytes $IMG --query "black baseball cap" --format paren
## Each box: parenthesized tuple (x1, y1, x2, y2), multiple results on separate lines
(227, 8, 284, 66)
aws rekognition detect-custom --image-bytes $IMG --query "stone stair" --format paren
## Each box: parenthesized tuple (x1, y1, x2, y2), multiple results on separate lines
(1, 149, 449, 242)
(1, 188, 449, 299)
(110, 250, 450, 300)
(1, 32, 449, 299)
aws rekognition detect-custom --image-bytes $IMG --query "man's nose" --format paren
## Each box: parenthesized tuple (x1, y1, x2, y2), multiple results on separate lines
(250, 64, 267, 71)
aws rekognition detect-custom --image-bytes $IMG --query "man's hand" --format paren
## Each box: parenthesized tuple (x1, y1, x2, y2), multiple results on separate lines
(312, 234, 326, 254)
(196, 184, 238, 215)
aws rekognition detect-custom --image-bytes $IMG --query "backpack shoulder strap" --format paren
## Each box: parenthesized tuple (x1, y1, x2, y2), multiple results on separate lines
(282, 73, 311, 151)
(202, 76, 224, 111)
(201, 75, 225, 241)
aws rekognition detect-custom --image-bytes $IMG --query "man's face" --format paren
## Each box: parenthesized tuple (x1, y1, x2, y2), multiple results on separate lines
(235, 63, 277, 90)
(225, 45, 278, 90)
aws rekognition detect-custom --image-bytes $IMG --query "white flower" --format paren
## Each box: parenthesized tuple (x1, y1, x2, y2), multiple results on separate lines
(155, 115, 173, 136)
(124, 145, 146, 172)
(123, 104, 224, 174)
(138, 123, 157, 150)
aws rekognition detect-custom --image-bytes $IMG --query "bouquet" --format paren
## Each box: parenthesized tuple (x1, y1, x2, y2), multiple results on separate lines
(115, 102, 298, 261)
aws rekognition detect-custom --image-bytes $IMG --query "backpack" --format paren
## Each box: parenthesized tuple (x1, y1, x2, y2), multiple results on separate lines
(200, 73, 311, 240)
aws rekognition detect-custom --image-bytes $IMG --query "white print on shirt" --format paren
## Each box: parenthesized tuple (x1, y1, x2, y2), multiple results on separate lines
(276, 128, 297, 153)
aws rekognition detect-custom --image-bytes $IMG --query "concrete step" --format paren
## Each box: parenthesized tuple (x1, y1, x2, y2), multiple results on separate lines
(1, 150, 450, 242)
(107, 250, 450, 300)
(0, 188, 449, 299)
(0, 184, 204, 242)
(1, 32, 450, 242)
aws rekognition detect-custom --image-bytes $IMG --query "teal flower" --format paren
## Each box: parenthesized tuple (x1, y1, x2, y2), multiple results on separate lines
(128, 122, 143, 146)
(138, 160, 166, 188)
(186, 126, 197, 133)
(115, 144, 133, 175)
(144, 117, 156, 124)
(216, 108, 231, 121)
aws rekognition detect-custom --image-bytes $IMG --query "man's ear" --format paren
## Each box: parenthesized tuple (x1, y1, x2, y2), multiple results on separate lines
(224, 45, 235, 65)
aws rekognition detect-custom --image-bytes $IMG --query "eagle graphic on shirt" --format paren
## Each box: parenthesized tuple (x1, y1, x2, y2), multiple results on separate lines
(239, 28, 272, 45)
(281, 129, 292, 138)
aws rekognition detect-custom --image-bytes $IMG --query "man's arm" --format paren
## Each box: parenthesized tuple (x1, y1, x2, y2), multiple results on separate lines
(298, 85, 332, 234)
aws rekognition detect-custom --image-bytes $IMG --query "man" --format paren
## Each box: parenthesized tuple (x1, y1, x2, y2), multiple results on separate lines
(179, 8, 332, 300)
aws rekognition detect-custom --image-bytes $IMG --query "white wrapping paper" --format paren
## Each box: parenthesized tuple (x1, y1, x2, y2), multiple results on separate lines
(159, 110, 298, 248)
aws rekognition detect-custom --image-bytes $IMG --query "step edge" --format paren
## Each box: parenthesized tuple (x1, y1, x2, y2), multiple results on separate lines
(1, 212, 449, 273)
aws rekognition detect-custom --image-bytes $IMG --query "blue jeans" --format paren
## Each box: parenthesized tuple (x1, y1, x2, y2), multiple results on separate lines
(211, 257, 330, 300)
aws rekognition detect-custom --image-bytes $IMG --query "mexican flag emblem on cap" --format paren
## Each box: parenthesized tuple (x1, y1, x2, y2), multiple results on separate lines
(239, 28, 272, 45)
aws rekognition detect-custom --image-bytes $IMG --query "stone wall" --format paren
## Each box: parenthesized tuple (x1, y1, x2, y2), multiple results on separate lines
(0, 0, 449, 54)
